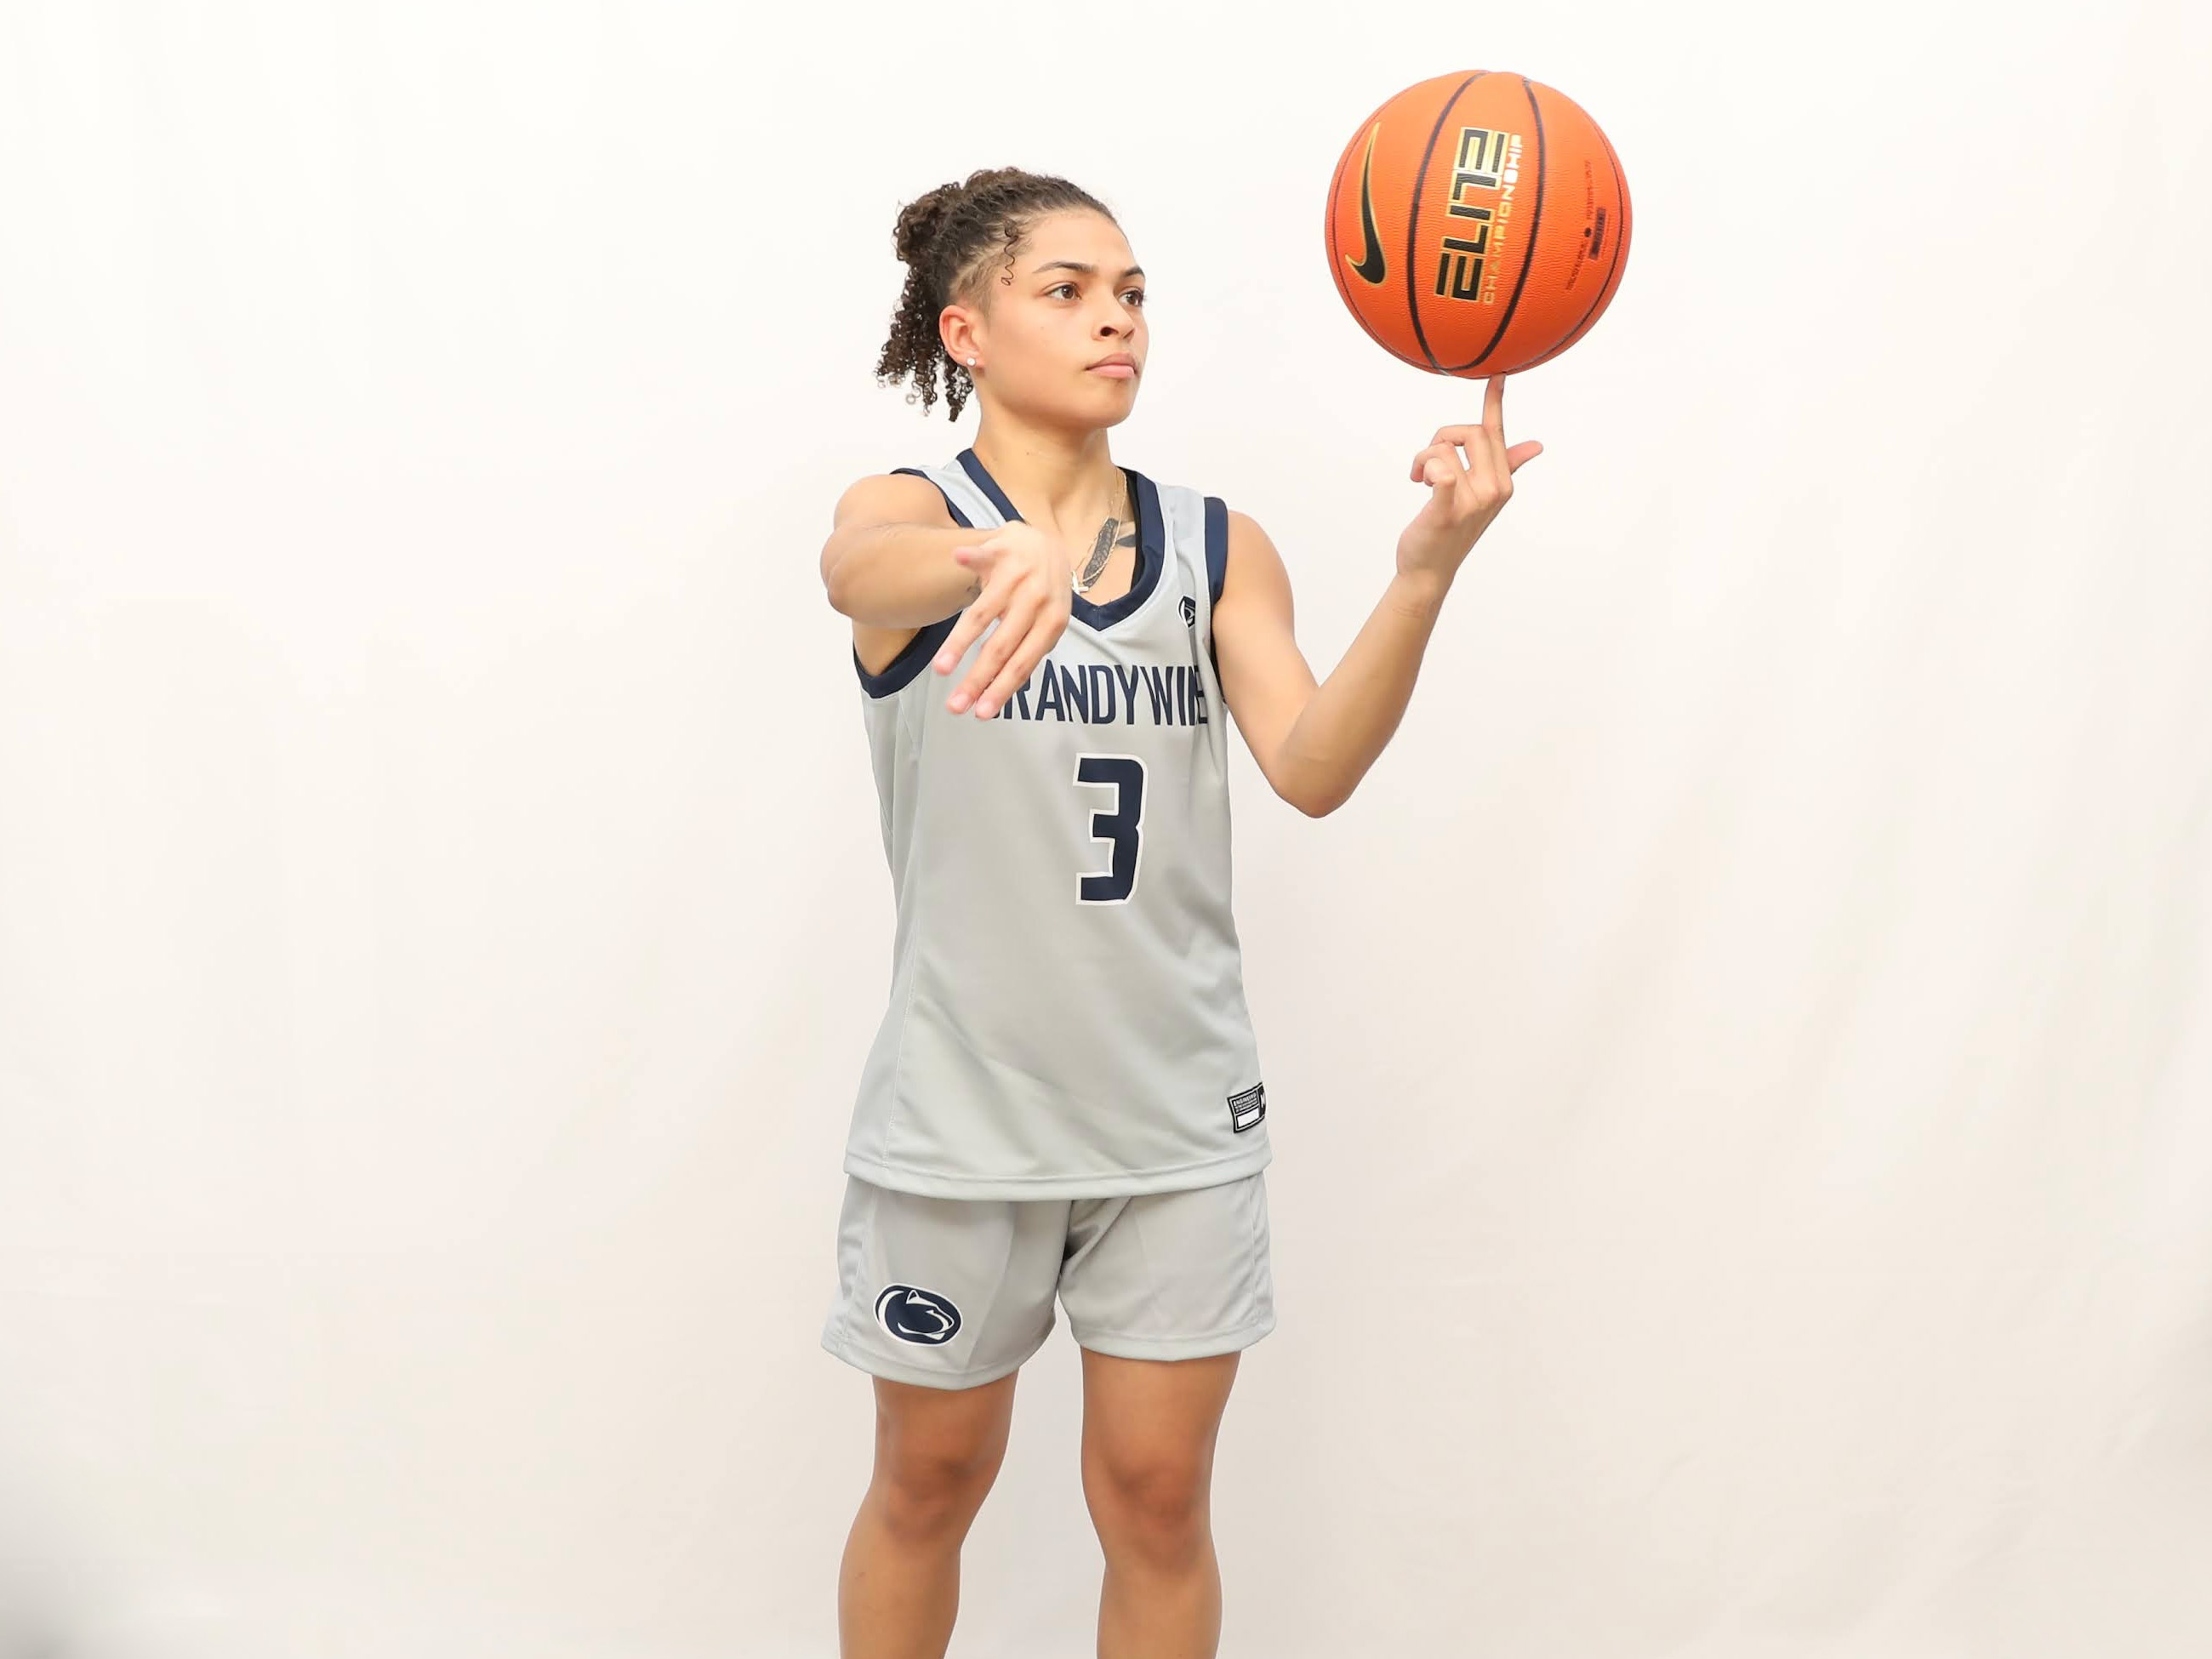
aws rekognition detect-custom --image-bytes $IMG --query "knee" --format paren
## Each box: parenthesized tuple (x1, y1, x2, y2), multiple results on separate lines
(1083, 1451, 1210, 1566)
(873, 1440, 1005, 1545)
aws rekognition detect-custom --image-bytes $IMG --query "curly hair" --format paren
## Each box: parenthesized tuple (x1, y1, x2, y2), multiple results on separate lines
(877, 167, 1116, 421)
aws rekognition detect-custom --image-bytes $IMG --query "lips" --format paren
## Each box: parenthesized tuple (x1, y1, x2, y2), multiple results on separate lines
(1088, 354, 1137, 373)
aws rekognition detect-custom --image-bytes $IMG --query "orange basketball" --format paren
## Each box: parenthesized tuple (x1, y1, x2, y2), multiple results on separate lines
(1325, 70, 1632, 377)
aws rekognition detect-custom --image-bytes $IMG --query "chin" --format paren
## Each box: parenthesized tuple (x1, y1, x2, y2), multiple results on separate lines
(1020, 388, 1136, 432)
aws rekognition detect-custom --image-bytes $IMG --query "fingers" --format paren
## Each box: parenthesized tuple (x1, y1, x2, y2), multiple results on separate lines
(932, 535, 1016, 673)
(1415, 378, 1521, 499)
(933, 563, 1004, 676)
(1429, 375, 1503, 444)
(967, 637, 1052, 720)
(1430, 380, 1508, 490)
(1408, 440, 1466, 485)
(1425, 427, 1497, 496)
(952, 609, 1061, 717)
(1464, 417, 1502, 497)
(1410, 439, 1471, 493)
(1481, 374, 1511, 485)
(1429, 376, 1504, 440)
(930, 523, 1071, 716)
(948, 594, 1034, 713)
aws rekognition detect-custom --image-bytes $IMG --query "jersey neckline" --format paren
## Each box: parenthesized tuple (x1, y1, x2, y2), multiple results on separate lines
(955, 448, 1166, 632)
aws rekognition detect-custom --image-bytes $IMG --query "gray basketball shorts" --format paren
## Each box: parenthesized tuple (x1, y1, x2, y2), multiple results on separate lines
(819, 1170, 1276, 1390)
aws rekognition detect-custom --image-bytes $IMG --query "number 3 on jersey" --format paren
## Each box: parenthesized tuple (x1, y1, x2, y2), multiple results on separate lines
(1075, 753, 1146, 904)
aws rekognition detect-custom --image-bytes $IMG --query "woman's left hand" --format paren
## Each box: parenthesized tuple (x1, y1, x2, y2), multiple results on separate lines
(1397, 373, 1543, 584)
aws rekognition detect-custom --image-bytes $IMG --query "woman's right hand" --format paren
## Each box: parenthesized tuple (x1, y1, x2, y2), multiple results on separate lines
(932, 522, 1074, 719)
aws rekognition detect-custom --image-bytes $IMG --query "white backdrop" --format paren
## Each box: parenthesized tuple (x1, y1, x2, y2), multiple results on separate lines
(2, 2, 2208, 1655)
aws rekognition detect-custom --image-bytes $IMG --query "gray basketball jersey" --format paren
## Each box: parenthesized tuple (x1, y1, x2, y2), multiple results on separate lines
(841, 447, 1272, 1200)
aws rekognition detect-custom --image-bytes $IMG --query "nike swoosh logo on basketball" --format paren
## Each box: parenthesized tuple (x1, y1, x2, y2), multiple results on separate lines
(1345, 123, 1387, 285)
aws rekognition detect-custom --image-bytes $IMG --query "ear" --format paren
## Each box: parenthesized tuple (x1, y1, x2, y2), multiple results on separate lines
(939, 304, 982, 366)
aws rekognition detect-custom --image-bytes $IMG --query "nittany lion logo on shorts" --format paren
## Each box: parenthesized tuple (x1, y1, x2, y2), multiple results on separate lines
(1180, 595, 1197, 627)
(875, 1285, 963, 1346)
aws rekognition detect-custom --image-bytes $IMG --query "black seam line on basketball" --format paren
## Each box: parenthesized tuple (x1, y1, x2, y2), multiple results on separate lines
(1523, 117, 1628, 372)
(1325, 111, 1395, 357)
(1322, 123, 1361, 315)
(1405, 71, 1487, 375)
(1444, 75, 1546, 375)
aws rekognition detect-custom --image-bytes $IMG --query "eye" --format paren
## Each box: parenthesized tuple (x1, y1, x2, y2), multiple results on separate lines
(1045, 282, 1146, 307)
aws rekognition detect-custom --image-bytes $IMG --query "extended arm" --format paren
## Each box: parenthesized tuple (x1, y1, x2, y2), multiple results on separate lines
(1211, 511, 1450, 818)
(1214, 377, 1542, 817)
(819, 473, 980, 627)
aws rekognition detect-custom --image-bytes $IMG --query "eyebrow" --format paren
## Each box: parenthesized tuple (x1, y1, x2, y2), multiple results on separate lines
(1032, 261, 1146, 280)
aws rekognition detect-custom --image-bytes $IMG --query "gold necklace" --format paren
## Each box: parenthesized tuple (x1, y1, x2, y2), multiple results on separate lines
(1074, 473, 1132, 595)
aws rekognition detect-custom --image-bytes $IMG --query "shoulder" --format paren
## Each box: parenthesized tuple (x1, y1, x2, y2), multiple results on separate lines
(1154, 485, 1288, 608)
(1220, 509, 1290, 597)
(1223, 508, 1277, 550)
(832, 469, 954, 528)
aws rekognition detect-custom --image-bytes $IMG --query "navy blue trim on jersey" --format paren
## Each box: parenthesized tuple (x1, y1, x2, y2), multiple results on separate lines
(854, 614, 957, 698)
(851, 467, 972, 698)
(1203, 496, 1228, 607)
(954, 449, 1020, 525)
(955, 448, 1164, 633)
(1081, 468, 1164, 630)
(1202, 495, 1229, 681)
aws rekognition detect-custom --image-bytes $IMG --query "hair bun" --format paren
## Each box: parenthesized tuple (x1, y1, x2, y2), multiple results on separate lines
(892, 182, 966, 267)
(892, 168, 1035, 267)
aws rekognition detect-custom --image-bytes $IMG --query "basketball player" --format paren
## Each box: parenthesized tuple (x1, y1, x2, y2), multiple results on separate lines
(816, 167, 1541, 1659)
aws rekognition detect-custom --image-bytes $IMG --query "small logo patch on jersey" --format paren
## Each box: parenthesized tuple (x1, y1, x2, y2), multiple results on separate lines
(875, 1285, 963, 1346)
(1181, 595, 1197, 628)
(1229, 1083, 1266, 1133)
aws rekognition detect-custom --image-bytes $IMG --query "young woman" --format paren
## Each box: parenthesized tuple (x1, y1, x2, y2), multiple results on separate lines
(816, 166, 1540, 1659)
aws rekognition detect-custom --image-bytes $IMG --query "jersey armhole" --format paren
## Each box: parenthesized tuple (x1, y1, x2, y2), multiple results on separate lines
(852, 470, 972, 699)
(1202, 495, 1228, 680)
(1202, 495, 1228, 607)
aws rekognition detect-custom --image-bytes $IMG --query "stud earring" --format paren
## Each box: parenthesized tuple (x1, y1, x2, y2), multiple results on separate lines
(966, 357, 977, 367)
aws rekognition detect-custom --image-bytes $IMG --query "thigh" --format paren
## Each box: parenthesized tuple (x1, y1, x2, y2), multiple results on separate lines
(1058, 1171, 1275, 1362)
(820, 1175, 1069, 1390)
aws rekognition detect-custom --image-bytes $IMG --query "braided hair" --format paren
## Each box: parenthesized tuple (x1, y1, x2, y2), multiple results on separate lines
(878, 167, 1116, 421)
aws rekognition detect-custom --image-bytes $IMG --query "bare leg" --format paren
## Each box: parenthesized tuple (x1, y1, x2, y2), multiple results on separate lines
(840, 1370, 1019, 1659)
(1079, 1348, 1240, 1659)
